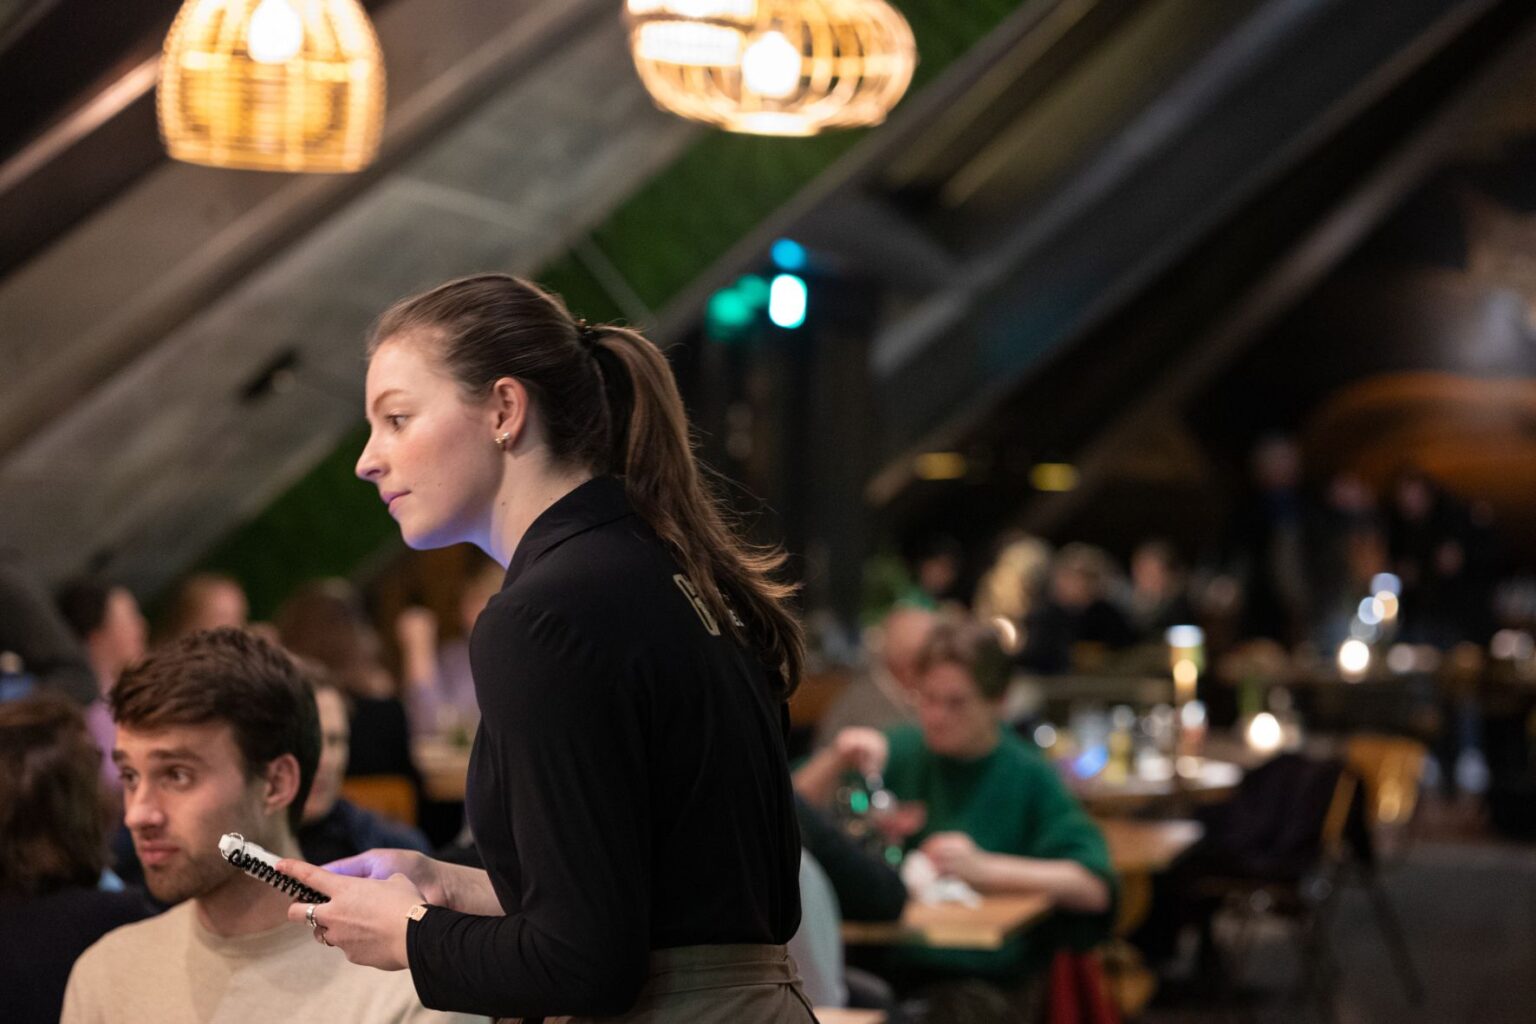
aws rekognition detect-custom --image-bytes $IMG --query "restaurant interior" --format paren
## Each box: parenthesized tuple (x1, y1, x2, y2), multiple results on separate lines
(3, 0, 1536, 1022)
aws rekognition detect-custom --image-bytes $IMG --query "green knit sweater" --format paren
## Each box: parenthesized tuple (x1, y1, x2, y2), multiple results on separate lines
(879, 723, 1117, 983)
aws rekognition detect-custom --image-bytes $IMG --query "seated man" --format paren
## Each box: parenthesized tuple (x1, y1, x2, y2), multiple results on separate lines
(298, 677, 433, 866)
(811, 605, 935, 749)
(796, 618, 1114, 993)
(62, 629, 475, 1024)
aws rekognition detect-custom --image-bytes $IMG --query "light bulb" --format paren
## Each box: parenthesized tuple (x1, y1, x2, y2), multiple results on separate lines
(248, 0, 304, 64)
(1338, 639, 1371, 678)
(990, 616, 1020, 654)
(1165, 625, 1205, 649)
(741, 31, 801, 98)
(768, 272, 807, 327)
(1358, 597, 1384, 626)
(1246, 712, 1282, 753)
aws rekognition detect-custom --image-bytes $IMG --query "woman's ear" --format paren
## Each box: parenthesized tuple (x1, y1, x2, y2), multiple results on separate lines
(489, 376, 531, 450)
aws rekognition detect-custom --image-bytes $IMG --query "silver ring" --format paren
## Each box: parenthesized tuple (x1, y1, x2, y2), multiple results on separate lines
(305, 903, 319, 930)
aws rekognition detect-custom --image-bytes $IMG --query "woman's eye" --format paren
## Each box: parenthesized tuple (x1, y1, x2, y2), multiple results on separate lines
(386, 414, 408, 430)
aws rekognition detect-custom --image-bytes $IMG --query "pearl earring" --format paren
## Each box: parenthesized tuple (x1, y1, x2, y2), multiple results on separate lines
(495, 432, 511, 451)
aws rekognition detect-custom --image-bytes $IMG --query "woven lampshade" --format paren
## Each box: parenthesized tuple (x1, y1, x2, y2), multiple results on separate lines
(625, 0, 916, 137)
(158, 0, 385, 173)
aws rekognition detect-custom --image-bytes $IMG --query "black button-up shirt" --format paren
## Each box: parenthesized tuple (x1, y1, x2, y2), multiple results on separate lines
(407, 477, 802, 1018)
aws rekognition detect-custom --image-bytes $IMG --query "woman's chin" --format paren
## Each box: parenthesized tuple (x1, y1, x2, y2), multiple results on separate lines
(398, 521, 439, 550)
(401, 520, 463, 552)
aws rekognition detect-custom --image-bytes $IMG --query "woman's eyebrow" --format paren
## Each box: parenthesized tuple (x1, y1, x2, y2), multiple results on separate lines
(369, 388, 405, 412)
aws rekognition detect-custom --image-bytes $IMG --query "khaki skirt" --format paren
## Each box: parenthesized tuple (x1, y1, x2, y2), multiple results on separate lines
(505, 943, 818, 1024)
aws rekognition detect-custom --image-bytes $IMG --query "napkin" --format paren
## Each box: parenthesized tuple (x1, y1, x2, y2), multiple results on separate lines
(900, 850, 982, 907)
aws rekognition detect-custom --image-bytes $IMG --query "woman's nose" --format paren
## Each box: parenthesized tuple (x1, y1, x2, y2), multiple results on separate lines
(355, 433, 383, 481)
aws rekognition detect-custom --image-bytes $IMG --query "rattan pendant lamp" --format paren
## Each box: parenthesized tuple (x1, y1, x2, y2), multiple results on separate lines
(625, 0, 917, 137)
(158, 0, 385, 172)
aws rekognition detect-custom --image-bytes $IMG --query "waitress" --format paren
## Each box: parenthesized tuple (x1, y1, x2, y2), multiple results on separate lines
(281, 274, 812, 1022)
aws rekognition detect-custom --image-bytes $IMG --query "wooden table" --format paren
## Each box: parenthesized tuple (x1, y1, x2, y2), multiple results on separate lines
(412, 736, 471, 802)
(1098, 816, 1204, 942)
(841, 893, 1050, 950)
(1067, 757, 1242, 813)
(1099, 817, 1204, 875)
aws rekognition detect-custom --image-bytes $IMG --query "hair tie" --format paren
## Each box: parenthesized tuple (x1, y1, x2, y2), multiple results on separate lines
(575, 318, 602, 352)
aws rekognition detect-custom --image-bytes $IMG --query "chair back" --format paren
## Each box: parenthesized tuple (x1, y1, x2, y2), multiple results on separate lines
(340, 774, 418, 826)
(1198, 753, 1366, 880)
(1344, 734, 1426, 829)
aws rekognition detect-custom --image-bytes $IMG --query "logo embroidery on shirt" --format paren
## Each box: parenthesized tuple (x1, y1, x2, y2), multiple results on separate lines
(673, 574, 721, 636)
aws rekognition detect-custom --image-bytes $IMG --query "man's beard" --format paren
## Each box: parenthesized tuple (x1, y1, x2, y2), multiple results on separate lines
(140, 845, 235, 906)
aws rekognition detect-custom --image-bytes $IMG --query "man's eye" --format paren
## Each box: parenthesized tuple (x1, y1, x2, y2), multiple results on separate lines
(168, 768, 193, 786)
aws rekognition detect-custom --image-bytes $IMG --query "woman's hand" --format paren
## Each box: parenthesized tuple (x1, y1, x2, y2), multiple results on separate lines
(920, 832, 989, 887)
(792, 727, 892, 806)
(323, 848, 451, 905)
(279, 858, 424, 971)
(325, 849, 505, 916)
(833, 727, 889, 777)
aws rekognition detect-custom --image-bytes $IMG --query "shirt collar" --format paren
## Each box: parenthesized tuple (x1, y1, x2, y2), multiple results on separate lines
(503, 476, 633, 587)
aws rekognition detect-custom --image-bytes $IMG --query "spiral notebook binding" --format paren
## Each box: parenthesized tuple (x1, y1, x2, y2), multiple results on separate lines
(220, 833, 330, 903)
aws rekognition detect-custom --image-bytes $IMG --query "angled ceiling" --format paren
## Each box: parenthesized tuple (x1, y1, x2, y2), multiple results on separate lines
(6, 0, 1536, 607)
(0, 0, 698, 591)
(622, 0, 1536, 579)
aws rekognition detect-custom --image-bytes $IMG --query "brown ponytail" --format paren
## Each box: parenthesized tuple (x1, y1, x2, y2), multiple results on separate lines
(369, 274, 804, 697)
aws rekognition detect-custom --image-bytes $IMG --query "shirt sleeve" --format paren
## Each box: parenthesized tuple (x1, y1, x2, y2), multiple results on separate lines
(794, 795, 906, 922)
(1022, 758, 1118, 949)
(59, 952, 103, 1024)
(406, 602, 652, 1018)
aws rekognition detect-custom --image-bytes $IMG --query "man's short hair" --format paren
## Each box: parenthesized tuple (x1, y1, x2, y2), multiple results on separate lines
(915, 618, 1013, 701)
(111, 628, 320, 831)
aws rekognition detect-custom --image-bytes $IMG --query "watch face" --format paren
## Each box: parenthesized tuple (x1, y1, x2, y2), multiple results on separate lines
(408, 904, 429, 922)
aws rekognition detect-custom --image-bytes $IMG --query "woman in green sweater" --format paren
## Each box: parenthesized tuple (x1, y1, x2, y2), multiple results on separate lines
(795, 618, 1114, 989)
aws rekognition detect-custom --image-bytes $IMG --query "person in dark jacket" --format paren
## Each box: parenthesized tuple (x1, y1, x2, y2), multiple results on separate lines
(298, 680, 432, 866)
(0, 550, 97, 706)
(0, 695, 155, 1024)
(278, 274, 812, 1022)
(1017, 544, 1136, 674)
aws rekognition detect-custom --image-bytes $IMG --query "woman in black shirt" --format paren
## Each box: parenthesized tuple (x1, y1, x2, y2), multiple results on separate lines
(281, 274, 811, 1022)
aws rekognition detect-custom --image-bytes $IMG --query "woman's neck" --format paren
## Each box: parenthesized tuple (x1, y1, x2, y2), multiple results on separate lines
(950, 724, 1003, 762)
(485, 464, 595, 568)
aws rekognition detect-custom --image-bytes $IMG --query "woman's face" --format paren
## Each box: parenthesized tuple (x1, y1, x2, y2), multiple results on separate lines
(185, 581, 247, 634)
(916, 663, 1000, 759)
(356, 338, 503, 551)
(101, 587, 148, 672)
(303, 687, 350, 823)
